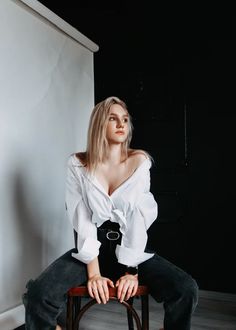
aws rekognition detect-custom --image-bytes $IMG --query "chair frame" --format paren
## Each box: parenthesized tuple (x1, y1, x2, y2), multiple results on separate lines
(66, 285, 149, 330)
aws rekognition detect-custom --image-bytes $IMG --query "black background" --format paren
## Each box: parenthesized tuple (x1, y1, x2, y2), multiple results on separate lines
(38, 1, 235, 293)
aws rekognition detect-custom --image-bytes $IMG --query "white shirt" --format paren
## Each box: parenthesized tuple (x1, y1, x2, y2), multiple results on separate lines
(65, 153, 158, 267)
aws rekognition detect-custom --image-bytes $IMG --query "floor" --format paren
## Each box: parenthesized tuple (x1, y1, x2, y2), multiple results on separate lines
(15, 290, 236, 329)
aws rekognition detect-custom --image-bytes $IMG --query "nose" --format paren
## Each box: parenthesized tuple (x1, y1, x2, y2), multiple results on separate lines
(117, 119, 124, 128)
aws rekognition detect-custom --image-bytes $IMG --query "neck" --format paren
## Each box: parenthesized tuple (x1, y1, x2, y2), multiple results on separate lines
(105, 143, 125, 166)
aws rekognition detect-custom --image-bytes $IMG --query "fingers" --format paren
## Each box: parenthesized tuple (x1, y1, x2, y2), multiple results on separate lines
(87, 276, 114, 304)
(119, 281, 130, 302)
(131, 281, 138, 297)
(99, 281, 109, 302)
(88, 275, 138, 304)
(87, 282, 95, 299)
(92, 286, 102, 304)
(92, 281, 107, 304)
(117, 275, 138, 303)
(108, 278, 115, 288)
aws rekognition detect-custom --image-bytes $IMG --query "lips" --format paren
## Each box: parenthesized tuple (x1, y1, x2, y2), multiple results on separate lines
(115, 131, 125, 135)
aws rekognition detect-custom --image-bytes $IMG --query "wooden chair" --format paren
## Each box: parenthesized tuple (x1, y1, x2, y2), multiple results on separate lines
(66, 284, 149, 330)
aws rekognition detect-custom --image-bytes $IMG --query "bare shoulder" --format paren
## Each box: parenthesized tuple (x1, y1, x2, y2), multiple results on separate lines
(128, 149, 150, 167)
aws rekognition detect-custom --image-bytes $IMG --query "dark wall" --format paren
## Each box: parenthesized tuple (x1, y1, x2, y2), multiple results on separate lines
(38, 2, 235, 293)
(93, 10, 235, 294)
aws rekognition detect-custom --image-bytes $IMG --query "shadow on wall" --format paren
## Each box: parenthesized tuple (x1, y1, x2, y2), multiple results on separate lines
(11, 169, 54, 299)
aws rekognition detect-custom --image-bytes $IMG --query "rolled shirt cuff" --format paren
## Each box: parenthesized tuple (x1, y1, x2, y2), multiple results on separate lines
(115, 244, 154, 267)
(72, 237, 101, 264)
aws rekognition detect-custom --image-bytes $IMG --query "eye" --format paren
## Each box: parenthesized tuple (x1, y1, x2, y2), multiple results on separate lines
(123, 118, 129, 123)
(109, 116, 116, 121)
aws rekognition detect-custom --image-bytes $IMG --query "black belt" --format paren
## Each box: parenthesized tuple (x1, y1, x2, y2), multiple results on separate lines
(98, 220, 121, 241)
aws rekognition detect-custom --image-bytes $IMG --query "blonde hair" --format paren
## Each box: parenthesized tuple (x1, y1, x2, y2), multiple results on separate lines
(81, 96, 133, 172)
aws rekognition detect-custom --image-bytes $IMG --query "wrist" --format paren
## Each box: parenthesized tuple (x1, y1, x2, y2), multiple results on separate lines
(88, 273, 101, 280)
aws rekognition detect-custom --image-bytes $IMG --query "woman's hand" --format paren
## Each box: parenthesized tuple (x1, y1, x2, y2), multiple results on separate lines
(87, 274, 114, 304)
(115, 274, 139, 303)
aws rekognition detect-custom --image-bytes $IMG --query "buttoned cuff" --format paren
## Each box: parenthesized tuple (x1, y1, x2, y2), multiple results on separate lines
(72, 237, 101, 264)
(115, 244, 154, 267)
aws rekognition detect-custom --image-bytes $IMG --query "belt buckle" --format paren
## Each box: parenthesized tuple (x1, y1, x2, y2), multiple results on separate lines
(106, 230, 120, 241)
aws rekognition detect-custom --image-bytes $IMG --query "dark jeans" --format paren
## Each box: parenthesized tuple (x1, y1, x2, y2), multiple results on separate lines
(22, 225, 198, 330)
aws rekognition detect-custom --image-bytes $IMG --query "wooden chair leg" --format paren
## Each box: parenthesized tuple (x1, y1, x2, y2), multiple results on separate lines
(141, 294, 149, 330)
(127, 297, 134, 329)
(66, 296, 82, 330)
(73, 296, 81, 329)
(66, 296, 73, 330)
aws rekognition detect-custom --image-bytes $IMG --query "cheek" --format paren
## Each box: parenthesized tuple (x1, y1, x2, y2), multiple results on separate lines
(124, 124, 129, 134)
(106, 123, 114, 136)
(108, 121, 117, 128)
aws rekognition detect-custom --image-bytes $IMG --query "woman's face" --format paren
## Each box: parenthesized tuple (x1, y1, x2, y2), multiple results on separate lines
(106, 104, 129, 144)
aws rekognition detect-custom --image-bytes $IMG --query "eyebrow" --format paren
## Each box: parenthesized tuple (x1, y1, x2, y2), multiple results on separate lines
(109, 113, 129, 117)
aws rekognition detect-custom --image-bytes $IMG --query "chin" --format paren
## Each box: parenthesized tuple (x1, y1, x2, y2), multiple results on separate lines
(109, 136, 127, 144)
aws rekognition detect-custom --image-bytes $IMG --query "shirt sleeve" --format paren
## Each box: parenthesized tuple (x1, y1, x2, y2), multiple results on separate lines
(65, 156, 101, 264)
(116, 160, 158, 267)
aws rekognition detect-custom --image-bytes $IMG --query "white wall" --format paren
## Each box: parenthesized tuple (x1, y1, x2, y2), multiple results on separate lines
(0, 0, 98, 328)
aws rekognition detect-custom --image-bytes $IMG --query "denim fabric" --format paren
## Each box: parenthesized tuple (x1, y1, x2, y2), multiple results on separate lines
(22, 249, 87, 329)
(22, 229, 198, 329)
(139, 254, 198, 330)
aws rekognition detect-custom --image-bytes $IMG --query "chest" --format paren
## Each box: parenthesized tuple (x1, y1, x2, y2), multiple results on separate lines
(95, 164, 135, 196)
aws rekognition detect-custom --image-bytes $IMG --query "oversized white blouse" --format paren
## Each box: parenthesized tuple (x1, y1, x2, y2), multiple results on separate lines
(65, 153, 158, 267)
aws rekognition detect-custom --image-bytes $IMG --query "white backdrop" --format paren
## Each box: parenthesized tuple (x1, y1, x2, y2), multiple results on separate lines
(0, 0, 98, 328)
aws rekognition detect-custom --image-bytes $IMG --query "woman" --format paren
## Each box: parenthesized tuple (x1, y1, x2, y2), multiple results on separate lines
(23, 96, 198, 329)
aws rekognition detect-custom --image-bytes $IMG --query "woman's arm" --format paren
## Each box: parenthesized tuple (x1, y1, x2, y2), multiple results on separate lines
(87, 256, 101, 278)
(66, 156, 101, 264)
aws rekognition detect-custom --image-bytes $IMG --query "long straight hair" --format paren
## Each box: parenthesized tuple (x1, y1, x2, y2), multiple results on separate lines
(81, 96, 133, 172)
